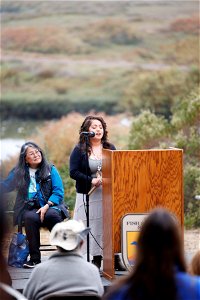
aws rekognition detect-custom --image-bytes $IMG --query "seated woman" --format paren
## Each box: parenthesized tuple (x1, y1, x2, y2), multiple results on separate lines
(1, 141, 68, 268)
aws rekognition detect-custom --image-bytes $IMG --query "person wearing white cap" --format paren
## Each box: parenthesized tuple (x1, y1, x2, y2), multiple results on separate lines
(23, 220, 104, 300)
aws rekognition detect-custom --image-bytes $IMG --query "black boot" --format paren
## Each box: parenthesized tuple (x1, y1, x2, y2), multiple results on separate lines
(92, 255, 102, 270)
(114, 253, 127, 271)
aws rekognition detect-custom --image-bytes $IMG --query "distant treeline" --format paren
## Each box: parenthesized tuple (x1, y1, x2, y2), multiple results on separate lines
(1, 67, 199, 120)
(1, 97, 122, 120)
(1, 1, 179, 20)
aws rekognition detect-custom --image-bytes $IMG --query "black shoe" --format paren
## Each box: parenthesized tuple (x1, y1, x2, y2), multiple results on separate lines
(114, 253, 127, 271)
(92, 255, 102, 270)
(23, 260, 41, 268)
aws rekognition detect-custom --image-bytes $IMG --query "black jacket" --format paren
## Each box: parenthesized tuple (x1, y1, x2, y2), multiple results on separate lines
(69, 143, 116, 194)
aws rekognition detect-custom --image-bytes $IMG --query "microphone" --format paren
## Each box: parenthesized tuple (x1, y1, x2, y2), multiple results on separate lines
(80, 131, 95, 137)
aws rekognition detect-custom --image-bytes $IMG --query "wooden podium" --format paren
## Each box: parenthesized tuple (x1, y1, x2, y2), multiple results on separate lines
(102, 149, 183, 279)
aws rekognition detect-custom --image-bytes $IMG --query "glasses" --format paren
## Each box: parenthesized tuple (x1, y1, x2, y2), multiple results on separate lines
(26, 149, 41, 157)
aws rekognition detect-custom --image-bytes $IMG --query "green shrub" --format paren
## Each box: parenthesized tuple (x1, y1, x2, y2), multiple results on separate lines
(122, 69, 198, 119)
(172, 88, 200, 161)
(184, 164, 200, 228)
(58, 164, 76, 213)
(171, 87, 200, 128)
(128, 110, 169, 149)
(83, 18, 141, 47)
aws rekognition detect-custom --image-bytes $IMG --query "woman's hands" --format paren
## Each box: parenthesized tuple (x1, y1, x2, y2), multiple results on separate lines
(92, 177, 102, 188)
(36, 204, 49, 222)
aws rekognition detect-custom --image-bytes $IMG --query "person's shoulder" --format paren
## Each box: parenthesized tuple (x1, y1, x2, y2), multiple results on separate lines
(50, 164, 56, 171)
(175, 271, 200, 300)
(70, 144, 84, 157)
(49, 164, 58, 175)
(8, 167, 16, 176)
(2, 167, 16, 181)
(30, 259, 50, 275)
(110, 143, 116, 150)
(83, 260, 101, 274)
(71, 144, 81, 153)
(176, 271, 200, 287)
(177, 270, 200, 280)
(103, 142, 116, 150)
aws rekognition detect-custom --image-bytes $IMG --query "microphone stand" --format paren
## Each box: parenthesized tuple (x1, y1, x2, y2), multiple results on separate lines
(81, 131, 95, 262)
(84, 135, 90, 262)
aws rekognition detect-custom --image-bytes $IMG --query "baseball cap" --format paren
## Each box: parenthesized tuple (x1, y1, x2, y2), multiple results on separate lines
(50, 219, 90, 251)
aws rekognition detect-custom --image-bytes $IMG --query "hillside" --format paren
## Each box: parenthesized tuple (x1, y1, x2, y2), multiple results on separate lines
(1, 0, 199, 119)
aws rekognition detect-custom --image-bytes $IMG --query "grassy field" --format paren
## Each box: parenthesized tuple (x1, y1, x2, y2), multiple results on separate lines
(1, 1, 199, 119)
(1, 1, 199, 226)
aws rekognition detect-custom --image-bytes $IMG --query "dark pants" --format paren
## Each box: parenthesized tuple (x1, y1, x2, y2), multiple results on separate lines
(24, 208, 63, 262)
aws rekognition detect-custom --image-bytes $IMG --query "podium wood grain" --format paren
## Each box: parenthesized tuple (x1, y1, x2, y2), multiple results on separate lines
(102, 149, 183, 279)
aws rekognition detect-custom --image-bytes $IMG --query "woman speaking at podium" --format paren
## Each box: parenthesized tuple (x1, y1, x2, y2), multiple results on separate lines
(69, 115, 115, 270)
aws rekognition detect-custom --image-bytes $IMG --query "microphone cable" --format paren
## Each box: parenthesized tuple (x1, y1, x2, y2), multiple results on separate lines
(82, 193, 103, 251)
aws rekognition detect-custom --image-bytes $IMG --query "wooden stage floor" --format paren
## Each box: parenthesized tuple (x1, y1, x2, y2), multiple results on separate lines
(5, 229, 128, 295)
(8, 250, 193, 295)
(5, 228, 197, 296)
(8, 256, 128, 294)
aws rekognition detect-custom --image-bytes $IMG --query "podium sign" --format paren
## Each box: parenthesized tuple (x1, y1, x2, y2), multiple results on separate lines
(121, 213, 148, 270)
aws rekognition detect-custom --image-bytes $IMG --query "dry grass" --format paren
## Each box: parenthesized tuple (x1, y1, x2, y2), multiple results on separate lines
(170, 15, 199, 34)
(0, 112, 131, 174)
(32, 112, 131, 167)
(2, 26, 90, 54)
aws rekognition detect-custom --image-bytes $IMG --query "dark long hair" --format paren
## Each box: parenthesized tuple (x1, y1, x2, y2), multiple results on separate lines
(14, 142, 50, 192)
(104, 208, 186, 300)
(0, 195, 12, 296)
(78, 115, 112, 153)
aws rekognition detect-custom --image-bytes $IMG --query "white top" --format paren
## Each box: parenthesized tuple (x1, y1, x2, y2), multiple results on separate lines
(29, 168, 38, 197)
